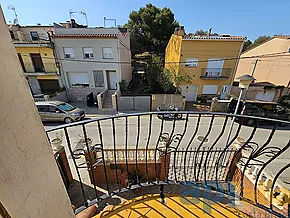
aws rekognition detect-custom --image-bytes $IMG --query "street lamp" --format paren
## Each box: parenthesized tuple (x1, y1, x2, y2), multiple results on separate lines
(226, 74, 255, 146)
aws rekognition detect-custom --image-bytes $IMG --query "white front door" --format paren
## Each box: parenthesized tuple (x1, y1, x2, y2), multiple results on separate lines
(107, 71, 117, 90)
(206, 59, 224, 77)
(255, 90, 276, 102)
(180, 85, 198, 101)
(220, 85, 230, 99)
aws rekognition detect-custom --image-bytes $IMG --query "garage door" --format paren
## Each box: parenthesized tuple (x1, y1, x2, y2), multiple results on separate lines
(202, 85, 218, 95)
(255, 90, 276, 102)
(38, 79, 60, 94)
(180, 85, 198, 101)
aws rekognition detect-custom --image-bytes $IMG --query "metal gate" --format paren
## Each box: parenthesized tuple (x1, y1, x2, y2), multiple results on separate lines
(118, 96, 151, 111)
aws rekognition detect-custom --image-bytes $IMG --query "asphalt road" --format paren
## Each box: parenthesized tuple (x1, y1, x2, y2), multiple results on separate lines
(44, 114, 290, 185)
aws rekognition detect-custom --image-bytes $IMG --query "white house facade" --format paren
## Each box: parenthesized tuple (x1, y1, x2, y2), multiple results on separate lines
(53, 25, 131, 101)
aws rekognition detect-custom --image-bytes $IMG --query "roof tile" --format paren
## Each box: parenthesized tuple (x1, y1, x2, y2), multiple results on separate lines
(53, 33, 118, 38)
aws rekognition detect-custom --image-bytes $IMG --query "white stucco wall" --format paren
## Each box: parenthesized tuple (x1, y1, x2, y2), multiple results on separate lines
(0, 7, 74, 218)
(53, 28, 132, 100)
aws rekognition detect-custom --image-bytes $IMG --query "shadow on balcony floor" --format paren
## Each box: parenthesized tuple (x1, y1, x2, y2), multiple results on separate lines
(93, 193, 253, 218)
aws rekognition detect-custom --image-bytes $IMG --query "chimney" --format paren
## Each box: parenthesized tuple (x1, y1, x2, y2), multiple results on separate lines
(177, 26, 185, 36)
(174, 27, 179, 35)
(71, 19, 76, 28)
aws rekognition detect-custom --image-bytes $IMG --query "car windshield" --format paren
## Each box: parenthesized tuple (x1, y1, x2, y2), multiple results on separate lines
(57, 103, 76, 111)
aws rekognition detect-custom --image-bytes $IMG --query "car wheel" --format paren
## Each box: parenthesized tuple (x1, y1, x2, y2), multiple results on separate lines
(64, 117, 73, 124)
(246, 119, 255, 126)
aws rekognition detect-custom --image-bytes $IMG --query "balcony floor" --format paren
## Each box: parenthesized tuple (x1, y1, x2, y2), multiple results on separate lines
(94, 194, 251, 218)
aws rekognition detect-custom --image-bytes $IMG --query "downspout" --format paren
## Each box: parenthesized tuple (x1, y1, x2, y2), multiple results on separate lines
(117, 37, 122, 88)
(230, 40, 244, 92)
(49, 31, 70, 101)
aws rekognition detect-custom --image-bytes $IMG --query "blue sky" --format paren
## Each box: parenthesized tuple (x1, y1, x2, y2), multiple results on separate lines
(1, 0, 289, 41)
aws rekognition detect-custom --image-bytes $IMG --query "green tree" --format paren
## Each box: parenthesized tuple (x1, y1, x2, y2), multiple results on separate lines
(126, 4, 179, 55)
(158, 67, 192, 94)
(253, 35, 271, 46)
(195, 29, 208, 35)
(243, 36, 271, 52)
(242, 40, 252, 52)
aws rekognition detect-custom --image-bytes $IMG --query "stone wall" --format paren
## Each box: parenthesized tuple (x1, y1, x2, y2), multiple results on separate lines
(50, 90, 68, 102)
(151, 94, 185, 111)
(210, 99, 231, 112)
(67, 87, 105, 101)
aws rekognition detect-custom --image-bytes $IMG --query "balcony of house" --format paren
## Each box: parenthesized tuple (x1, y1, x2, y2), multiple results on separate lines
(12, 33, 52, 47)
(23, 63, 58, 76)
(200, 68, 231, 79)
(46, 112, 290, 217)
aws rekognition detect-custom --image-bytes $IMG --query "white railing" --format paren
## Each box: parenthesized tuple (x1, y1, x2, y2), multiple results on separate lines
(97, 148, 160, 163)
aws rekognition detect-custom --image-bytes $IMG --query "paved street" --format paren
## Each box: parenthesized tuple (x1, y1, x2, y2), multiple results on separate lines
(44, 113, 290, 206)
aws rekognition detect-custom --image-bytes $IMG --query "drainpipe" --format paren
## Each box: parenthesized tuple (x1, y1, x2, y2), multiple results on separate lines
(230, 40, 244, 94)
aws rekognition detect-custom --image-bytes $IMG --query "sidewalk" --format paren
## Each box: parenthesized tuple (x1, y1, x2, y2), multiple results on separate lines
(69, 101, 117, 117)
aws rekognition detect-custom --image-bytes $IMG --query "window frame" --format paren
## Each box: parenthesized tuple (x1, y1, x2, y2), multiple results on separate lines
(93, 70, 105, 87)
(30, 31, 39, 40)
(185, 58, 198, 67)
(102, 47, 113, 59)
(37, 105, 49, 113)
(67, 72, 90, 88)
(83, 47, 94, 59)
(63, 47, 75, 59)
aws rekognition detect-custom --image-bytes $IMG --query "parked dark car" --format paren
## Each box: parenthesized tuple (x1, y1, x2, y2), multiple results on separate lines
(227, 99, 290, 126)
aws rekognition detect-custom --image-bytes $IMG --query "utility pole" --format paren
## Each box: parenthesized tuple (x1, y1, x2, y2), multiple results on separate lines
(243, 58, 258, 101)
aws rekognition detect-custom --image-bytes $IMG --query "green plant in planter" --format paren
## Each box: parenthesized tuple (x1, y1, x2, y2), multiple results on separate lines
(127, 168, 143, 185)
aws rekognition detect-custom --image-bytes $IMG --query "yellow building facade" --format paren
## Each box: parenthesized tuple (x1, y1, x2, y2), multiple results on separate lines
(165, 29, 245, 101)
(9, 24, 61, 95)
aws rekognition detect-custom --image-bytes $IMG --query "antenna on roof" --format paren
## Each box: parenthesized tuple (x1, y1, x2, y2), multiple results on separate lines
(80, 11, 88, 27)
(69, 9, 78, 20)
(8, 5, 19, 24)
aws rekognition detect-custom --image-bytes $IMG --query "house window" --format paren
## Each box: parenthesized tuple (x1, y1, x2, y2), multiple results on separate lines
(206, 58, 224, 76)
(30, 31, 39, 40)
(9, 30, 15, 39)
(202, 85, 218, 95)
(93, 70, 104, 87)
(102, 47, 113, 59)
(63, 48, 74, 59)
(185, 58, 198, 67)
(67, 72, 89, 87)
(83, 47, 94, 59)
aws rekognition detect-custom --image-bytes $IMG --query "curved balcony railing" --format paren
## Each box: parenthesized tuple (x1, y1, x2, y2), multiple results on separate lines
(46, 112, 290, 217)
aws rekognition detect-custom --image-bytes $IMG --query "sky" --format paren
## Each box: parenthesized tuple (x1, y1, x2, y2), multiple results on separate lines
(1, 0, 289, 41)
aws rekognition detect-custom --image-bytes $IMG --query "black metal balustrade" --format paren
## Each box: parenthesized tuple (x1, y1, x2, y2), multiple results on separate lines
(200, 68, 231, 79)
(46, 112, 290, 217)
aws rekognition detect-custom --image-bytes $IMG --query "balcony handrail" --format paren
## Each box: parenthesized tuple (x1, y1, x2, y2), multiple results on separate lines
(46, 111, 290, 132)
(201, 68, 231, 78)
(13, 33, 51, 42)
(46, 112, 290, 217)
(23, 62, 58, 73)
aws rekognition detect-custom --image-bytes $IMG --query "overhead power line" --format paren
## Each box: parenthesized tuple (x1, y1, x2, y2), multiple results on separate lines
(19, 51, 290, 65)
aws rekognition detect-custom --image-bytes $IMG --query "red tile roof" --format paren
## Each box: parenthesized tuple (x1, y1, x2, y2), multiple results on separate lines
(274, 35, 290, 39)
(183, 34, 246, 40)
(53, 33, 118, 38)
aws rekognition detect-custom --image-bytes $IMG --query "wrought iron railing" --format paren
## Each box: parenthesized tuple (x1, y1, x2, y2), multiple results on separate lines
(200, 68, 231, 79)
(23, 63, 58, 74)
(13, 33, 51, 42)
(46, 112, 290, 217)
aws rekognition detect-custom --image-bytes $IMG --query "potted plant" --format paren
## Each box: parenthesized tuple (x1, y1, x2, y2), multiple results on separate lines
(77, 133, 93, 148)
(51, 132, 63, 151)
